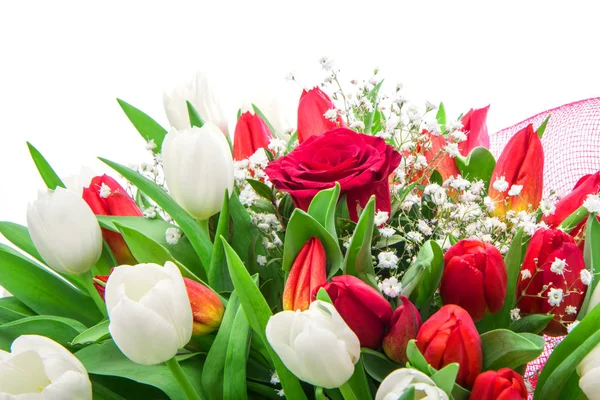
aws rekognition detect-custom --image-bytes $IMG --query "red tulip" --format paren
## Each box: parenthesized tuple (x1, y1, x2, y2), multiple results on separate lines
(233, 111, 273, 160)
(184, 277, 225, 335)
(516, 228, 588, 336)
(469, 368, 527, 400)
(282, 237, 327, 311)
(440, 239, 507, 322)
(458, 105, 490, 156)
(424, 131, 461, 182)
(318, 275, 393, 349)
(82, 175, 143, 265)
(487, 124, 544, 217)
(297, 87, 346, 143)
(382, 296, 422, 363)
(416, 304, 482, 387)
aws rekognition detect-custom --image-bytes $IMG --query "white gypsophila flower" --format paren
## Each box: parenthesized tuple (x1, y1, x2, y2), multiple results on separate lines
(540, 199, 557, 216)
(257, 255, 268, 266)
(460, 192, 479, 203)
(510, 308, 521, 321)
(583, 194, 600, 213)
(500, 245, 510, 254)
(394, 94, 407, 106)
(484, 196, 496, 212)
(417, 220, 433, 236)
(567, 320, 580, 333)
(276, 389, 285, 397)
(450, 130, 468, 143)
(401, 194, 421, 211)
(508, 184, 523, 197)
(444, 142, 461, 158)
(270, 371, 280, 385)
(165, 227, 182, 245)
(450, 175, 471, 191)
(406, 231, 424, 244)
(323, 108, 339, 122)
(399, 141, 416, 152)
(581, 269, 593, 286)
(493, 176, 509, 192)
(469, 180, 485, 196)
(374, 211, 390, 226)
(239, 186, 259, 207)
(481, 234, 493, 243)
(565, 305, 578, 315)
(413, 155, 428, 170)
(268, 138, 287, 155)
(424, 184, 447, 206)
(550, 258, 567, 276)
(272, 232, 283, 247)
(143, 206, 157, 219)
(145, 139, 157, 151)
(99, 183, 111, 198)
(379, 227, 396, 238)
(380, 277, 403, 298)
(319, 56, 334, 71)
(447, 120, 464, 132)
(350, 120, 365, 130)
(521, 269, 533, 280)
(377, 251, 399, 269)
(547, 288, 564, 307)
(425, 101, 437, 111)
(249, 149, 270, 170)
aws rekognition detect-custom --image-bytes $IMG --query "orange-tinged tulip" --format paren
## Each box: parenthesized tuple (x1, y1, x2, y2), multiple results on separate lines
(282, 237, 327, 311)
(424, 131, 461, 182)
(184, 277, 225, 335)
(458, 105, 490, 156)
(488, 124, 543, 217)
(297, 87, 346, 143)
(233, 111, 273, 160)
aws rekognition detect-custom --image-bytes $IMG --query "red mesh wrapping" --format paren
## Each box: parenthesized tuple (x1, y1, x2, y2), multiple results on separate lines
(490, 98, 600, 197)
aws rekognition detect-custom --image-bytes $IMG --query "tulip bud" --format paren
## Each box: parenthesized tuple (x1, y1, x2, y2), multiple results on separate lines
(319, 275, 393, 349)
(416, 304, 482, 387)
(440, 239, 507, 322)
(458, 105, 490, 156)
(488, 124, 544, 216)
(0, 335, 92, 399)
(469, 368, 528, 400)
(105, 262, 193, 365)
(184, 277, 224, 335)
(297, 87, 346, 143)
(27, 187, 103, 275)
(233, 111, 273, 160)
(382, 296, 422, 363)
(265, 300, 360, 389)
(163, 71, 229, 134)
(577, 343, 600, 399)
(376, 368, 449, 400)
(83, 174, 143, 265)
(162, 123, 234, 220)
(283, 237, 327, 311)
(516, 228, 588, 336)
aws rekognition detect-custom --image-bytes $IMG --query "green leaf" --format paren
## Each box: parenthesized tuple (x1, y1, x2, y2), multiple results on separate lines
(307, 183, 341, 238)
(224, 306, 251, 400)
(340, 356, 372, 400)
(343, 196, 377, 288)
(282, 209, 343, 278)
(430, 363, 459, 397)
(246, 179, 274, 201)
(117, 99, 167, 152)
(537, 114, 551, 138)
(558, 205, 589, 233)
(0, 297, 35, 323)
(91, 380, 129, 400)
(401, 241, 443, 309)
(208, 191, 234, 293)
(77, 340, 207, 400)
(287, 131, 298, 153)
(454, 147, 496, 189)
(0, 221, 44, 263)
(436, 102, 446, 128)
(71, 320, 110, 346)
(100, 159, 213, 270)
(364, 81, 383, 134)
(316, 287, 333, 304)
(480, 329, 544, 370)
(0, 244, 102, 326)
(252, 104, 277, 137)
(578, 215, 600, 319)
(26, 142, 66, 189)
(396, 386, 415, 400)
(187, 101, 205, 128)
(361, 348, 401, 382)
(509, 314, 553, 334)
(0, 315, 86, 350)
(221, 239, 307, 400)
(406, 340, 432, 374)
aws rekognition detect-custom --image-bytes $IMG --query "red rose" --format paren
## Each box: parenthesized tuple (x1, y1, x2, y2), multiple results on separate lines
(265, 128, 401, 221)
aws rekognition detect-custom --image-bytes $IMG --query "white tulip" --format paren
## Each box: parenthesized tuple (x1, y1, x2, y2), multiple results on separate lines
(27, 187, 102, 275)
(265, 300, 360, 389)
(105, 261, 193, 365)
(249, 80, 300, 137)
(63, 165, 96, 196)
(162, 123, 234, 220)
(0, 335, 92, 399)
(578, 343, 600, 399)
(376, 368, 449, 400)
(163, 72, 229, 134)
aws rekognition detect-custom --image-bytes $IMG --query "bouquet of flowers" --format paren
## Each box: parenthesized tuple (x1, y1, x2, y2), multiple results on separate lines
(1, 61, 600, 400)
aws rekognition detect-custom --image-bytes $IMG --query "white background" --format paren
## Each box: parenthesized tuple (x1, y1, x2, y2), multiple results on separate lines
(1, 0, 599, 230)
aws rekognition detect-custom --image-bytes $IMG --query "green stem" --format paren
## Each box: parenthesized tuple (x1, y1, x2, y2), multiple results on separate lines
(338, 383, 359, 400)
(197, 218, 211, 243)
(81, 271, 107, 318)
(165, 357, 202, 400)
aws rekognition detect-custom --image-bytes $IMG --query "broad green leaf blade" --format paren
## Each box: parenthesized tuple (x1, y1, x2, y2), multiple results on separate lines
(480, 329, 544, 370)
(187, 101, 205, 128)
(558, 205, 589, 232)
(117, 99, 167, 152)
(436, 102, 446, 128)
(307, 183, 341, 238)
(0, 315, 86, 350)
(509, 314, 553, 334)
(0, 244, 102, 326)
(361, 348, 401, 382)
(26, 142, 65, 189)
(0, 297, 35, 323)
(430, 363, 459, 397)
(221, 238, 307, 400)
(71, 320, 110, 346)
(0, 221, 44, 263)
(246, 179, 274, 201)
(364, 81, 383, 134)
(341, 356, 372, 400)
(223, 307, 251, 400)
(578, 215, 600, 319)
(208, 191, 234, 292)
(401, 240, 443, 309)
(455, 147, 496, 189)
(406, 340, 433, 374)
(343, 196, 377, 288)
(100, 159, 213, 270)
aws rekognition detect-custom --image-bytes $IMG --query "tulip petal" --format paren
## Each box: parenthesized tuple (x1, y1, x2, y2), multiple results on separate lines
(0, 350, 49, 396)
(579, 366, 600, 400)
(42, 370, 92, 400)
(104, 264, 169, 313)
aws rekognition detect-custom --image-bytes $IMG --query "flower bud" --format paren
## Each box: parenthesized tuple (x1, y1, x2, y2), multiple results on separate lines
(516, 228, 588, 335)
(297, 87, 346, 143)
(162, 123, 234, 220)
(282, 237, 327, 311)
(27, 187, 103, 275)
(469, 368, 527, 400)
(266, 300, 360, 389)
(440, 239, 507, 322)
(382, 296, 422, 363)
(458, 105, 490, 156)
(376, 368, 449, 400)
(416, 304, 482, 388)
(319, 275, 393, 349)
(233, 111, 273, 160)
(184, 277, 224, 335)
(83, 174, 143, 265)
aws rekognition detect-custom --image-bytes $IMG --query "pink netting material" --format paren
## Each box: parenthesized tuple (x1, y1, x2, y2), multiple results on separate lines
(490, 98, 600, 398)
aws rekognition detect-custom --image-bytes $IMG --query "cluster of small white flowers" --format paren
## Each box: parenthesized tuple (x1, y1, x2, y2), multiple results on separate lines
(565, 305, 578, 315)
(165, 227, 182, 245)
(547, 287, 564, 307)
(143, 206, 157, 219)
(323, 108, 339, 122)
(550, 257, 567, 276)
(379, 277, 402, 298)
(581, 269, 593, 286)
(268, 138, 286, 156)
(379, 227, 396, 238)
(374, 211, 389, 226)
(257, 255, 268, 267)
(583, 194, 600, 213)
(510, 308, 521, 321)
(377, 251, 399, 269)
(253, 213, 282, 232)
(492, 176, 509, 192)
(239, 185, 259, 207)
